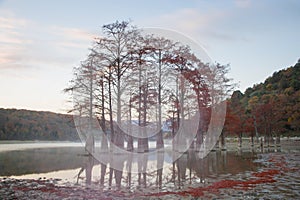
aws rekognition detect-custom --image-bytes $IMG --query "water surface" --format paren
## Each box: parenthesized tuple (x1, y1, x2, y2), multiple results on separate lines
(0, 140, 299, 199)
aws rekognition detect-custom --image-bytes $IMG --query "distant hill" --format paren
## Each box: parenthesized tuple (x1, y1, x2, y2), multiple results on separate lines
(223, 60, 300, 138)
(1, 61, 299, 141)
(0, 109, 79, 141)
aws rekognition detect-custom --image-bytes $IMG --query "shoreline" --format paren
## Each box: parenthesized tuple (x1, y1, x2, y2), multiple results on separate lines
(0, 136, 299, 152)
(0, 141, 84, 153)
(1, 150, 299, 200)
(0, 177, 118, 200)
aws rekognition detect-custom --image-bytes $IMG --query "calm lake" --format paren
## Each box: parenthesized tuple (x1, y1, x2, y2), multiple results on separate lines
(0, 139, 299, 199)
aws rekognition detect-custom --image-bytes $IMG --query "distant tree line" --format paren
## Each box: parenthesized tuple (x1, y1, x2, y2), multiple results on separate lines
(223, 61, 300, 146)
(0, 108, 78, 141)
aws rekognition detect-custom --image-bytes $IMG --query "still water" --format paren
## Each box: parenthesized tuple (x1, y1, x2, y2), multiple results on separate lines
(0, 140, 299, 199)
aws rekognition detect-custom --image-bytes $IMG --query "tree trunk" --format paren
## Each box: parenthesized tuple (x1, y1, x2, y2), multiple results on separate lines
(238, 132, 242, 148)
(127, 97, 134, 151)
(251, 133, 254, 147)
(108, 69, 114, 146)
(114, 74, 124, 148)
(178, 74, 186, 151)
(100, 77, 108, 151)
(86, 64, 94, 154)
(85, 155, 94, 185)
(108, 167, 113, 187)
(137, 63, 143, 152)
(100, 163, 106, 186)
(142, 85, 149, 152)
(114, 169, 122, 189)
(253, 115, 259, 143)
(156, 49, 164, 149)
(196, 103, 204, 150)
(276, 133, 281, 147)
(220, 131, 226, 150)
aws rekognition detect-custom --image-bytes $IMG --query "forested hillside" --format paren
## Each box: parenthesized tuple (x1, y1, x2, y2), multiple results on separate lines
(223, 61, 300, 140)
(1, 61, 299, 141)
(0, 109, 78, 141)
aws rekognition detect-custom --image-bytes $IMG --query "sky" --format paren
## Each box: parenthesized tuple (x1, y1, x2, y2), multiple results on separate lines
(0, 0, 299, 113)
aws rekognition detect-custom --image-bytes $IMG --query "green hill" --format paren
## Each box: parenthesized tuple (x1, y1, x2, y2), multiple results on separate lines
(0, 109, 79, 141)
(223, 60, 300, 139)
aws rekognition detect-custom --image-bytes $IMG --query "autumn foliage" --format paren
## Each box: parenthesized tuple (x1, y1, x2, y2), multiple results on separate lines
(223, 61, 300, 141)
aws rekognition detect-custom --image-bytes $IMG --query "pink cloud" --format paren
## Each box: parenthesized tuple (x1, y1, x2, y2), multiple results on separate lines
(0, 14, 94, 72)
(52, 26, 97, 42)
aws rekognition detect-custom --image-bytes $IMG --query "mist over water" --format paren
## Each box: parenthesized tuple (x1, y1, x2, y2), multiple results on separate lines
(0, 140, 299, 198)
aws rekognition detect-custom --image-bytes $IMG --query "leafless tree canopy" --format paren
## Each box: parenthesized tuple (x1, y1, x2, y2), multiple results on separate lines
(66, 20, 234, 153)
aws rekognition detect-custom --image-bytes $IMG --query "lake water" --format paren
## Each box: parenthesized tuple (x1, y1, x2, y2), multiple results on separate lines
(0, 139, 299, 199)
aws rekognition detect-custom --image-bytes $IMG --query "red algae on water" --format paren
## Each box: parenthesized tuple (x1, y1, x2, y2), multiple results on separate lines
(144, 155, 290, 198)
(252, 169, 280, 178)
(144, 175, 278, 198)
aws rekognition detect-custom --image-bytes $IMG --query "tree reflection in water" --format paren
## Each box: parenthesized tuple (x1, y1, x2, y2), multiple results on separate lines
(80, 149, 258, 192)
